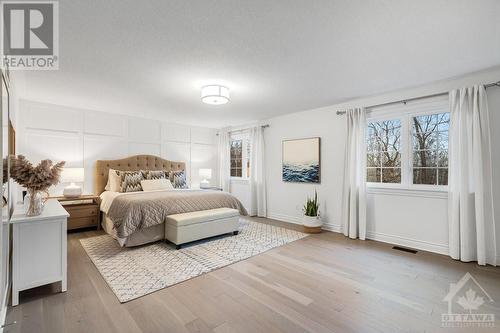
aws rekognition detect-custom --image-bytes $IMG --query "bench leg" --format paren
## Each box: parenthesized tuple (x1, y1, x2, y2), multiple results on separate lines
(233, 231, 239, 235)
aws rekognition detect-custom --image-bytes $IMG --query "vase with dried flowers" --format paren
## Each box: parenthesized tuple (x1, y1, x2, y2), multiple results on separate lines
(10, 155, 65, 216)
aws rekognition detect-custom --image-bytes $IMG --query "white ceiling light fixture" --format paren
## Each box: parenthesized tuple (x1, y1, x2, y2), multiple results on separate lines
(201, 85, 230, 105)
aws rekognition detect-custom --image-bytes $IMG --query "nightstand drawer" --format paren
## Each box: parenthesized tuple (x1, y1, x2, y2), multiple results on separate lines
(64, 205, 99, 218)
(68, 216, 98, 230)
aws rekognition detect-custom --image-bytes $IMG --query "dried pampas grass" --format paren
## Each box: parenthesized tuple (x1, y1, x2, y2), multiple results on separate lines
(11, 155, 65, 191)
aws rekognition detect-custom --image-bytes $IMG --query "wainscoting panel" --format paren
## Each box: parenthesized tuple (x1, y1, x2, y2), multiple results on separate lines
(18, 100, 218, 196)
(163, 123, 190, 143)
(84, 111, 126, 137)
(24, 130, 83, 167)
(162, 141, 192, 183)
(128, 117, 162, 143)
(22, 102, 82, 132)
(128, 142, 161, 156)
(191, 144, 217, 187)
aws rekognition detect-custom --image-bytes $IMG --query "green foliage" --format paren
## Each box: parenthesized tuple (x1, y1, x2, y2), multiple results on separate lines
(303, 190, 319, 217)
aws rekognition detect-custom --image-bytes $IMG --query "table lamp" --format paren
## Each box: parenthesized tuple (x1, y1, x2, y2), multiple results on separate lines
(199, 168, 212, 189)
(61, 167, 84, 197)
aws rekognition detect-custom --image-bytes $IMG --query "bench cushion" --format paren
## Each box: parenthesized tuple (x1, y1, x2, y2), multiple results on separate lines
(166, 208, 239, 227)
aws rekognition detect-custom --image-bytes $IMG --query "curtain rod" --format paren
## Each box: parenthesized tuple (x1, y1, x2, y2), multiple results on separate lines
(216, 124, 269, 136)
(336, 80, 500, 115)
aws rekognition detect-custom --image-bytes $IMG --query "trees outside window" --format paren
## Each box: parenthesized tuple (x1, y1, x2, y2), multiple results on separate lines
(367, 119, 401, 184)
(230, 132, 251, 179)
(412, 113, 449, 185)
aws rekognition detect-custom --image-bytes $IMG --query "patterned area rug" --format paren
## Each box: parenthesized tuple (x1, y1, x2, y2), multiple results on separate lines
(80, 219, 307, 302)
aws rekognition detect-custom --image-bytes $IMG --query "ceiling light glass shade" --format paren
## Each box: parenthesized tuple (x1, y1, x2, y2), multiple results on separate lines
(201, 85, 230, 105)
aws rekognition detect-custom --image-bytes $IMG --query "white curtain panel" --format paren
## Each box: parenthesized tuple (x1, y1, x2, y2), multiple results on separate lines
(341, 108, 367, 240)
(249, 126, 267, 217)
(217, 128, 231, 192)
(448, 85, 496, 266)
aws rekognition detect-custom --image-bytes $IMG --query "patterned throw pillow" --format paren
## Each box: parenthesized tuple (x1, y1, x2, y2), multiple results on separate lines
(116, 170, 145, 192)
(145, 170, 169, 180)
(170, 170, 188, 189)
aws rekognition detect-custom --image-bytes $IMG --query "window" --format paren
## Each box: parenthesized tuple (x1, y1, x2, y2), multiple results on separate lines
(367, 119, 402, 183)
(230, 139, 243, 177)
(230, 133, 251, 179)
(412, 113, 449, 185)
(365, 99, 449, 189)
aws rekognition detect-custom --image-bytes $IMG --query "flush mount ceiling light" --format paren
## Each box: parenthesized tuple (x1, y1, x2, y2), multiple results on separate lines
(201, 85, 230, 105)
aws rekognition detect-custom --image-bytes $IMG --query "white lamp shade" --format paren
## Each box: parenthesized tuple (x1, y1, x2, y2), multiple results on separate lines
(201, 85, 230, 105)
(199, 168, 212, 179)
(61, 167, 84, 183)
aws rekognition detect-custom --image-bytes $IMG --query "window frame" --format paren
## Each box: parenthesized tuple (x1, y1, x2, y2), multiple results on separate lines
(366, 97, 449, 192)
(230, 132, 250, 180)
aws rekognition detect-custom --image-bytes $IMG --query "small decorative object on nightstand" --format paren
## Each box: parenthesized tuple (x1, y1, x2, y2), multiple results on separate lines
(199, 168, 212, 188)
(54, 194, 100, 231)
(61, 167, 84, 198)
(11, 199, 69, 306)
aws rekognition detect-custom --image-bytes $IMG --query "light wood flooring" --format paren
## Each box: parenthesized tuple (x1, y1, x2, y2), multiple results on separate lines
(5, 217, 500, 333)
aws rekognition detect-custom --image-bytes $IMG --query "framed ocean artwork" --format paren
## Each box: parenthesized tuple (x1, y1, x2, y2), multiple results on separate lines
(282, 137, 320, 183)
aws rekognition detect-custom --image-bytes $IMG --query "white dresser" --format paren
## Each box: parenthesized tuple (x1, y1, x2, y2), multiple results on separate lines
(11, 199, 69, 306)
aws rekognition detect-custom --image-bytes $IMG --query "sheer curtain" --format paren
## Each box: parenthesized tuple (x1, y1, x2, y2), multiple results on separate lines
(341, 108, 367, 239)
(249, 126, 267, 217)
(217, 128, 231, 192)
(448, 85, 496, 266)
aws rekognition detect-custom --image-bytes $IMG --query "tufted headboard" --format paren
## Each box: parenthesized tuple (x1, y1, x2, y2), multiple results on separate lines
(94, 155, 186, 195)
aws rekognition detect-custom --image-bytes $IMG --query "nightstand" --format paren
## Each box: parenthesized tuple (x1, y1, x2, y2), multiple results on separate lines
(11, 199, 69, 306)
(53, 195, 100, 231)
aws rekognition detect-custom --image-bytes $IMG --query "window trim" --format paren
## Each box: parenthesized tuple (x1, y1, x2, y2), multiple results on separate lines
(366, 97, 449, 192)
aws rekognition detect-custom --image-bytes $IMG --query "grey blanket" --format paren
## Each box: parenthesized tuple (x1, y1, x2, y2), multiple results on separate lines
(107, 190, 248, 238)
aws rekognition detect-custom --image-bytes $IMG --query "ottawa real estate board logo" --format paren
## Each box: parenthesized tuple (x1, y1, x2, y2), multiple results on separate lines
(0, 0, 59, 70)
(442, 272, 495, 328)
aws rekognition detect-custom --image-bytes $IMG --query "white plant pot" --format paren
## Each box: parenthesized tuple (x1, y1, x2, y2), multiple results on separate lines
(302, 215, 322, 228)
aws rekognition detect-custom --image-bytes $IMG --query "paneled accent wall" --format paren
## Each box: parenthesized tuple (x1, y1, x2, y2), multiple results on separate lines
(17, 100, 218, 195)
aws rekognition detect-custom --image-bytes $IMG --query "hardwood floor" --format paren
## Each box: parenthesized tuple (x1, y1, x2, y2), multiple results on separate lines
(5, 217, 500, 333)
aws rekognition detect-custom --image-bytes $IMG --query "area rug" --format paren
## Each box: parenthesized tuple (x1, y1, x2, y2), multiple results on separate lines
(80, 219, 307, 302)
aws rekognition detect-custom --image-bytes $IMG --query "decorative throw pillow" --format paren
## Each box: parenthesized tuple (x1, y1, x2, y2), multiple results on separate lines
(170, 170, 188, 189)
(145, 170, 169, 180)
(105, 168, 121, 192)
(117, 170, 145, 192)
(140, 179, 174, 191)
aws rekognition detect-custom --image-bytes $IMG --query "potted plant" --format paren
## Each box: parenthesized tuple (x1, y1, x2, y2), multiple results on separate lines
(302, 190, 322, 233)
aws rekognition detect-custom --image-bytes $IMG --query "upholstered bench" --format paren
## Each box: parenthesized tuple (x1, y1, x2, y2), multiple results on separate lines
(165, 208, 240, 249)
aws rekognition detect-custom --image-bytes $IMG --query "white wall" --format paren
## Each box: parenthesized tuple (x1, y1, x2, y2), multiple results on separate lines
(263, 67, 500, 261)
(17, 100, 218, 196)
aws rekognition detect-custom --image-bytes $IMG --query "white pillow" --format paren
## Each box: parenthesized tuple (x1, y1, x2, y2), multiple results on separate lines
(105, 169, 121, 192)
(140, 179, 174, 191)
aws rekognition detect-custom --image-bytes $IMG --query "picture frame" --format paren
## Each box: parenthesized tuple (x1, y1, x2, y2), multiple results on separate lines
(282, 137, 321, 183)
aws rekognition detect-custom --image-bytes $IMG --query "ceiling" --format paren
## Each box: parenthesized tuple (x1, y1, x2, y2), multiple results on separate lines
(14, 0, 500, 128)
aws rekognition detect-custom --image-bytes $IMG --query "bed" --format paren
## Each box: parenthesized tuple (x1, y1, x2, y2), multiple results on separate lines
(95, 155, 247, 247)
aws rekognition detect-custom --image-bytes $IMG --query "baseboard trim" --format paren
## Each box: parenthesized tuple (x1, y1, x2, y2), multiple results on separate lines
(267, 213, 449, 256)
(366, 231, 449, 255)
(266, 213, 342, 233)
